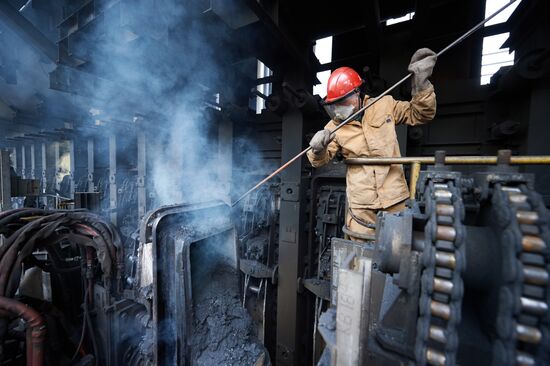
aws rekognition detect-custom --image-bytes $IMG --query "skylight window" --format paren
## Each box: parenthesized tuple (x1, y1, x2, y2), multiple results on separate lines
(484, 0, 521, 27)
(385, 12, 415, 26)
(313, 36, 333, 98)
(481, 33, 514, 85)
(480, 0, 521, 85)
(255, 60, 272, 114)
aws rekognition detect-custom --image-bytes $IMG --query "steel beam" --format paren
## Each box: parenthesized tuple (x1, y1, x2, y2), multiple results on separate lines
(109, 134, 117, 225)
(10, 147, 17, 175)
(276, 73, 307, 365)
(41, 142, 47, 206)
(0, 1, 60, 64)
(53, 141, 60, 192)
(30, 144, 35, 179)
(87, 138, 94, 193)
(243, 0, 319, 80)
(0, 150, 11, 211)
(20, 145, 26, 179)
(137, 131, 146, 218)
(68, 139, 75, 198)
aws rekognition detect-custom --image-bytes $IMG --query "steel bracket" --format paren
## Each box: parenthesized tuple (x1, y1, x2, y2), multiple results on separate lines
(302, 278, 331, 301)
(281, 182, 300, 201)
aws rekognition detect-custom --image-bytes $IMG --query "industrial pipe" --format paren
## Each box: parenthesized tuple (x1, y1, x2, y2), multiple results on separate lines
(344, 155, 550, 165)
(409, 161, 421, 200)
(345, 154, 550, 201)
(0, 296, 46, 366)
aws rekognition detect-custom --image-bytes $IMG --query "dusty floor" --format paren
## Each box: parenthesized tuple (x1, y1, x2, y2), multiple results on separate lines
(189, 264, 266, 365)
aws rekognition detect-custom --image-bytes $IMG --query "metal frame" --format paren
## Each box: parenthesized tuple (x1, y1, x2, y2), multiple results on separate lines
(0, 150, 11, 211)
(345, 154, 550, 200)
(137, 132, 146, 218)
(276, 102, 307, 366)
(109, 134, 117, 225)
(138, 201, 236, 365)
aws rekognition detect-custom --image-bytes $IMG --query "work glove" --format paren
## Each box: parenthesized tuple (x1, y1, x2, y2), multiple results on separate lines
(309, 129, 333, 155)
(408, 48, 437, 95)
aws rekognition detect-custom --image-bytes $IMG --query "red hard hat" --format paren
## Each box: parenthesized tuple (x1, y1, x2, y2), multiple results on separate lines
(325, 67, 363, 104)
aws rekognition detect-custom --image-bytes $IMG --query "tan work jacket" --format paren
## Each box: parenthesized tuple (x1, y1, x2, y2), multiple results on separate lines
(307, 86, 436, 209)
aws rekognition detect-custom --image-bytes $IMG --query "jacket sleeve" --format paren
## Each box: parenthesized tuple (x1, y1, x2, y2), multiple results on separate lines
(392, 85, 436, 126)
(306, 125, 340, 168)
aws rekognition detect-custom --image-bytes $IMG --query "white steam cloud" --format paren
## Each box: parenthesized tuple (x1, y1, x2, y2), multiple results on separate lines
(0, 0, 270, 210)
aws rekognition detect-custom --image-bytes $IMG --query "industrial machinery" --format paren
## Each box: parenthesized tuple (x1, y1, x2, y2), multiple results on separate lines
(0, 202, 267, 366)
(316, 151, 550, 366)
(1, 0, 550, 365)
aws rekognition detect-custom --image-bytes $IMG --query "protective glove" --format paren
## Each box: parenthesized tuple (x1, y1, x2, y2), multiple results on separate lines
(309, 129, 333, 154)
(408, 48, 437, 95)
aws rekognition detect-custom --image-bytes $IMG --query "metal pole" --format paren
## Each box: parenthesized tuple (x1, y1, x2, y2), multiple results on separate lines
(41, 142, 47, 207)
(345, 155, 550, 165)
(109, 134, 117, 225)
(409, 161, 421, 200)
(21, 145, 26, 179)
(0, 150, 12, 211)
(232, 0, 520, 207)
(87, 138, 94, 193)
(68, 139, 75, 199)
(53, 141, 60, 192)
(137, 131, 147, 219)
(30, 144, 35, 179)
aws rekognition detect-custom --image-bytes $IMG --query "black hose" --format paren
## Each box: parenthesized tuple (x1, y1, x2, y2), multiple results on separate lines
(85, 301, 98, 366)
(71, 284, 88, 360)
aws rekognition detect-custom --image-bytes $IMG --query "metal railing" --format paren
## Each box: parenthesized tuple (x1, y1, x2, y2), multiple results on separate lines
(345, 153, 550, 200)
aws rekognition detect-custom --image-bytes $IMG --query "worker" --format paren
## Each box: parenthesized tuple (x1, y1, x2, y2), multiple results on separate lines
(307, 48, 437, 241)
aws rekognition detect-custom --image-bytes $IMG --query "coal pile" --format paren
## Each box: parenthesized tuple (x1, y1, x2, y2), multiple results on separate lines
(189, 264, 267, 365)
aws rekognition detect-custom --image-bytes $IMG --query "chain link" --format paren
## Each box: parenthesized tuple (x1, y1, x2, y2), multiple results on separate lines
(416, 179, 466, 366)
(492, 184, 550, 366)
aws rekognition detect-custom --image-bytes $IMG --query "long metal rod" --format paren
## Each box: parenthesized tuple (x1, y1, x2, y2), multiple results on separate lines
(232, 0, 519, 207)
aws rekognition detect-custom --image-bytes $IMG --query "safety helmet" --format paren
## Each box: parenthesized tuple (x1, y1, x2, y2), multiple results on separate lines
(324, 67, 363, 104)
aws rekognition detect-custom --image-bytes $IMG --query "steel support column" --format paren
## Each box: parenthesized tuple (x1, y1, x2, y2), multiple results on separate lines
(87, 138, 94, 192)
(0, 1, 79, 66)
(0, 150, 11, 211)
(41, 142, 47, 206)
(137, 131, 146, 218)
(68, 140, 75, 198)
(10, 147, 17, 175)
(53, 141, 60, 192)
(109, 134, 117, 225)
(20, 145, 26, 178)
(276, 89, 306, 365)
(30, 144, 35, 179)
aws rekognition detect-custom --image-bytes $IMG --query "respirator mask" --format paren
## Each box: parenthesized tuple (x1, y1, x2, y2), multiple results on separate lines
(322, 91, 361, 124)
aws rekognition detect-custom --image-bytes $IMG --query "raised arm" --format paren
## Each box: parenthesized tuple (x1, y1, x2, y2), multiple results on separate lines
(394, 48, 437, 126)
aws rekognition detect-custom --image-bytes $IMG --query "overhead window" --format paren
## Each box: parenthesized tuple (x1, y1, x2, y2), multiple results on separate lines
(385, 12, 415, 26)
(312, 36, 333, 98)
(481, 33, 514, 85)
(480, 0, 522, 85)
(255, 60, 273, 114)
(484, 0, 521, 27)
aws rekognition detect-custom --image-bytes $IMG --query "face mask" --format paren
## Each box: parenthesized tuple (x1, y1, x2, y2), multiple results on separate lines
(331, 105, 355, 123)
(323, 92, 360, 124)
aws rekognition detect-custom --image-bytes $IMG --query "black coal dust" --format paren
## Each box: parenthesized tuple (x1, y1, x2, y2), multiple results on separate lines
(189, 234, 266, 365)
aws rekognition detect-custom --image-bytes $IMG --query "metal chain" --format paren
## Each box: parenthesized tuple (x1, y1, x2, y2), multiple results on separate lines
(416, 179, 466, 366)
(492, 184, 550, 366)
